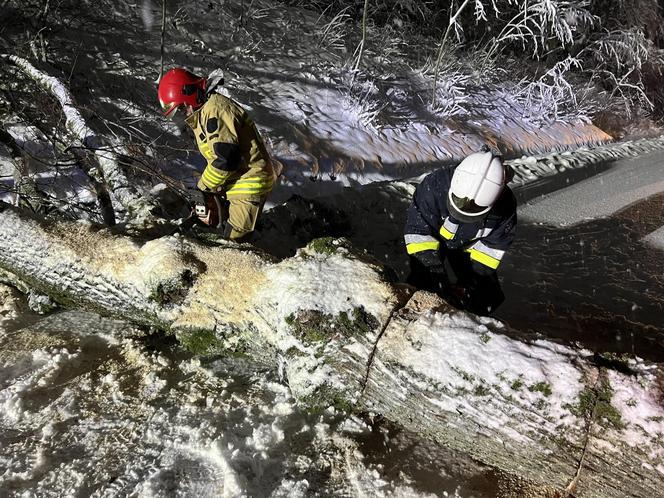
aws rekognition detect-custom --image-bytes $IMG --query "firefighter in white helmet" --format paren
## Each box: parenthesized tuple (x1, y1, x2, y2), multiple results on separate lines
(403, 149, 517, 315)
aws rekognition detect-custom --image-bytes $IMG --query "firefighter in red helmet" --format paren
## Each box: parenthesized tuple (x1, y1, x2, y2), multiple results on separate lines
(158, 68, 274, 241)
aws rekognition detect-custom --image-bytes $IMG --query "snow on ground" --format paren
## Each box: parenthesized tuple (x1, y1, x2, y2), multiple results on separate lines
(0, 311, 341, 496)
(0, 284, 27, 341)
(0, 310, 498, 497)
(0, 121, 97, 210)
(227, 68, 609, 206)
(0, 0, 614, 211)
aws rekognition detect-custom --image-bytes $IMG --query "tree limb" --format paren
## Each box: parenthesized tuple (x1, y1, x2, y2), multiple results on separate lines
(0, 54, 155, 225)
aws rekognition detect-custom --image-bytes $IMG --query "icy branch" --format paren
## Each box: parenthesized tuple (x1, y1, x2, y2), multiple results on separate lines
(1, 55, 91, 141)
(1, 54, 155, 225)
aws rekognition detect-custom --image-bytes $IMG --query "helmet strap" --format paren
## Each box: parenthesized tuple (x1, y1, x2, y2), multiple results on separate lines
(182, 83, 198, 96)
(196, 86, 206, 105)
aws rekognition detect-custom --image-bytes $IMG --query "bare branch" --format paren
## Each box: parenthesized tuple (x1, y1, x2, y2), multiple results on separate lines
(158, 0, 166, 82)
(1, 54, 156, 225)
(352, 0, 370, 73)
(431, 0, 472, 105)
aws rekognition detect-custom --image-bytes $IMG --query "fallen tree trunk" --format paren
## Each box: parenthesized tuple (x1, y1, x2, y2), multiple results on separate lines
(0, 201, 662, 497)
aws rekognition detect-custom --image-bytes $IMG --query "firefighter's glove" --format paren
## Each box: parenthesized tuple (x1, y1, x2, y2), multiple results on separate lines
(410, 250, 449, 295)
(427, 263, 447, 278)
(413, 249, 444, 271)
(449, 284, 470, 307)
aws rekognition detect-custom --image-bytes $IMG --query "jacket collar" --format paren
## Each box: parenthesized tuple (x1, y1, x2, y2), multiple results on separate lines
(184, 106, 203, 129)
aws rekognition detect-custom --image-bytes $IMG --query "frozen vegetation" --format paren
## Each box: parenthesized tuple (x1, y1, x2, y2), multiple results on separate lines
(0, 0, 663, 496)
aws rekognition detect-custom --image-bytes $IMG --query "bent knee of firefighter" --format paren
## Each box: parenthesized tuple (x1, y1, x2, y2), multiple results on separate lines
(227, 197, 265, 238)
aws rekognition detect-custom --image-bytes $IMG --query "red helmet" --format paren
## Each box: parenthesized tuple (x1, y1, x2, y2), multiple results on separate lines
(157, 68, 207, 117)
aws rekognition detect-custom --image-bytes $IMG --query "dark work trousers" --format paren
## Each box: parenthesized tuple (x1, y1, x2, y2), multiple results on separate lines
(407, 249, 505, 316)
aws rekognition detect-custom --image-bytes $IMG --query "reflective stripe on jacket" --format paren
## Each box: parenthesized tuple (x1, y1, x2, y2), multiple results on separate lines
(403, 166, 517, 271)
(186, 94, 274, 198)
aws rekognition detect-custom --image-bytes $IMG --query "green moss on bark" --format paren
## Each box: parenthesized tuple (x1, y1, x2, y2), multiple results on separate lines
(306, 237, 339, 255)
(177, 329, 224, 356)
(528, 382, 553, 397)
(286, 306, 379, 347)
(511, 377, 524, 391)
(568, 376, 623, 429)
(299, 383, 357, 413)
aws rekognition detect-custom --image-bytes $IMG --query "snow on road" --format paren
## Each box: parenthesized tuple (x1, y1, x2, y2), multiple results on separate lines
(519, 149, 664, 226)
(644, 226, 664, 250)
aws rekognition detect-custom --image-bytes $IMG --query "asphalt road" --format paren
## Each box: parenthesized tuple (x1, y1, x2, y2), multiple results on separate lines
(499, 150, 664, 361)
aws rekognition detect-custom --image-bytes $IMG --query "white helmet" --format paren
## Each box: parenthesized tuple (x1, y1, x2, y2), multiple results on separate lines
(448, 151, 505, 222)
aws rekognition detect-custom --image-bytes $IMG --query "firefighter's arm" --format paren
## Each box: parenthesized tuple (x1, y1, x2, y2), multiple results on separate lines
(404, 176, 443, 264)
(467, 211, 517, 275)
(196, 107, 243, 192)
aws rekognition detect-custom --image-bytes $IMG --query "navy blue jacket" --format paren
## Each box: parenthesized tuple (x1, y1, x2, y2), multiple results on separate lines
(404, 166, 517, 272)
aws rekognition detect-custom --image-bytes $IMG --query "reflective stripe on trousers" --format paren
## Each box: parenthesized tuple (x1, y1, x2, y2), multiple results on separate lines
(226, 176, 273, 197)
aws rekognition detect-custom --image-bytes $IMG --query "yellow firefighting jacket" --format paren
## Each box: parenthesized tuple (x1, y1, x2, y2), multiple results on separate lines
(186, 94, 274, 199)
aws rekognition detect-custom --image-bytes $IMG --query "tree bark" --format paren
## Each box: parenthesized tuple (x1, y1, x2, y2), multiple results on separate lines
(0, 201, 662, 497)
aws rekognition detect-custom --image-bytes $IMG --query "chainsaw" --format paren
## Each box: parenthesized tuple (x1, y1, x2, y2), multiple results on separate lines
(178, 188, 227, 233)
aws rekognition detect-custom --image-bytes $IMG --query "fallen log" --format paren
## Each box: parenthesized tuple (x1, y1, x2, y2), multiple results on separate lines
(0, 201, 662, 497)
